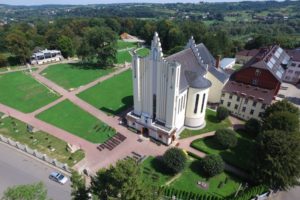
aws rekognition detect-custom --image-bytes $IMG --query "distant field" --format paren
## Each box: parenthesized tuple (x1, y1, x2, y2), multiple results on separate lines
(78, 70, 133, 115)
(0, 71, 59, 113)
(117, 40, 137, 50)
(36, 100, 115, 143)
(116, 51, 132, 64)
(41, 63, 114, 90)
(137, 48, 150, 57)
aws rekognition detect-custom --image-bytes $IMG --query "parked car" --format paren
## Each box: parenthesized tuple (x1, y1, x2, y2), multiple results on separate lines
(49, 172, 68, 184)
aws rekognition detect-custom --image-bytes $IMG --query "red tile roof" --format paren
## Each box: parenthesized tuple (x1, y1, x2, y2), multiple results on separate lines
(285, 48, 300, 62)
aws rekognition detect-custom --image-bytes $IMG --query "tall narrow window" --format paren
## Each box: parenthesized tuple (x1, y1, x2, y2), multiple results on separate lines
(201, 94, 206, 113)
(194, 94, 199, 114)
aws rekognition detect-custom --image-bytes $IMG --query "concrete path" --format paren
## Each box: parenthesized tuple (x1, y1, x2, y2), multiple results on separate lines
(0, 63, 168, 174)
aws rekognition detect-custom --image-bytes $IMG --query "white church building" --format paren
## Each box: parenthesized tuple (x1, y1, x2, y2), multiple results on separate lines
(126, 33, 228, 145)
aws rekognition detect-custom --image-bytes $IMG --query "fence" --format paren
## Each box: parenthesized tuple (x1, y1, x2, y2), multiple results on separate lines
(0, 134, 71, 173)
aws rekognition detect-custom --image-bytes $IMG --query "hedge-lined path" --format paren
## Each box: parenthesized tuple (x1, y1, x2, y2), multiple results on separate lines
(177, 129, 248, 179)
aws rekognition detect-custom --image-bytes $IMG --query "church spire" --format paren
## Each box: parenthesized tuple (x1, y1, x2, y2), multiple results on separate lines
(185, 36, 196, 49)
(151, 32, 163, 60)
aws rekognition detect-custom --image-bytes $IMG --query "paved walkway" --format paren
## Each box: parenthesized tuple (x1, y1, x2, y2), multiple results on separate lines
(0, 62, 168, 174)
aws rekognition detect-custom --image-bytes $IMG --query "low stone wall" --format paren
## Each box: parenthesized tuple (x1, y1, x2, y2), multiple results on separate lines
(0, 134, 71, 173)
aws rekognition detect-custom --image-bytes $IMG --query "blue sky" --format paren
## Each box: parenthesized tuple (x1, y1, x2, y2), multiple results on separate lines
(1, 0, 273, 6)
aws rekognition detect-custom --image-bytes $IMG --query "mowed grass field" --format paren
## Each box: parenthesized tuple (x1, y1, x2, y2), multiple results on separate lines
(78, 70, 133, 115)
(116, 51, 132, 64)
(36, 100, 115, 143)
(140, 156, 241, 197)
(117, 40, 137, 50)
(0, 71, 59, 113)
(137, 48, 150, 57)
(41, 63, 114, 90)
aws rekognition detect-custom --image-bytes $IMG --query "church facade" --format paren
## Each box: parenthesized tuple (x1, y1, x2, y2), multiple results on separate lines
(126, 33, 226, 145)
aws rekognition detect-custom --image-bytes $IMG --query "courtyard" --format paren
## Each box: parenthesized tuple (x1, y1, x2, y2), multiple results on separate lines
(140, 156, 241, 198)
(0, 71, 60, 113)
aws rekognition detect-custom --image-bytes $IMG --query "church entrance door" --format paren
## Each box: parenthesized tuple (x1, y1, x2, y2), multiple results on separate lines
(142, 127, 149, 137)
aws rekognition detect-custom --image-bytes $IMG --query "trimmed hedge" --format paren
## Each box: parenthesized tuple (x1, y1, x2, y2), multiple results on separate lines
(200, 154, 225, 177)
(229, 185, 268, 200)
(162, 147, 187, 174)
(216, 106, 229, 121)
(163, 187, 222, 200)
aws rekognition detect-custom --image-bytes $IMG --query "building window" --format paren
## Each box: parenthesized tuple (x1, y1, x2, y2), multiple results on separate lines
(194, 94, 199, 114)
(252, 79, 258, 85)
(244, 99, 248, 104)
(234, 104, 238, 110)
(253, 101, 257, 107)
(221, 100, 224, 104)
(201, 94, 206, 113)
(221, 93, 225, 97)
(236, 96, 240, 102)
(242, 107, 246, 112)
(262, 104, 266, 109)
(229, 94, 233, 99)
(227, 102, 231, 107)
(250, 109, 254, 115)
(255, 69, 261, 76)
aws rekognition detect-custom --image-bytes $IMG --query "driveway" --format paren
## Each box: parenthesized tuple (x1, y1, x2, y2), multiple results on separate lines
(0, 143, 71, 200)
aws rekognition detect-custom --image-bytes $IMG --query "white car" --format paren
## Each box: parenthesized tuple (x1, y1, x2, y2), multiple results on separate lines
(49, 172, 68, 184)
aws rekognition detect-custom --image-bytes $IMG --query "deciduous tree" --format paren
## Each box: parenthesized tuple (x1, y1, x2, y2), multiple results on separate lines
(1, 182, 47, 200)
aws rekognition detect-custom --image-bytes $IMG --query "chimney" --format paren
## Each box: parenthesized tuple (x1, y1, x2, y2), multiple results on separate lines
(216, 55, 221, 69)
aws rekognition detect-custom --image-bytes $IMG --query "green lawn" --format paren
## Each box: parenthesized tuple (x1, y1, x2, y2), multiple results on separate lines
(137, 48, 150, 57)
(0, 71, 60, 113)
(78, 70, 133, 115)
(36, 100, 115, 143)
(171, 158, 241, 198)
(233, 64, 243, 71)
(41, 63, 114, 90)
(180, 109, 232, 139)
(116, 51, 132, 64)
(117, 40, 137, 50)
(0, 116, 84, 167)
(140, 156, 241, 198)
(140, 156, 172, 186)
(191, 129, 256, 172)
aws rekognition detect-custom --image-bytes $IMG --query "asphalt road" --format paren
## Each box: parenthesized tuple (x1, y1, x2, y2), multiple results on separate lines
(0, 143, 71, 200)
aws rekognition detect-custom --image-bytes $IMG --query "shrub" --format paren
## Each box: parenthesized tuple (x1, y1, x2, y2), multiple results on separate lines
(214, 128, 237, 149)
(0, 54, 7, 67)
(245, 118, 261, 137)
(200, 155, 224, 177)
(262, 111, 299, 132)
(216, 106, 229, 121)
(162, 147, 187, 174)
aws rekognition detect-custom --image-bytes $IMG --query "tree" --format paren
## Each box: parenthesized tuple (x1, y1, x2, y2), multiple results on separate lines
(71, 171, 90, 200)
(1, 182, 47, 200)
(200, 155, 224, 177)
(262, 111, 299, 132)
(90, 159, 160, 200)
(214, 128, 237, 149)
(254, 130, 300, 190)
(0, 54, 7, 67)
(5, 30, 31, 64)
(245, 118, 261, 137)
(216, 106, 229, 121)
(162, 147, 187, 174)
(263, 100, 299, 119)
(78, 27, 117, 67)
(57, 36, 75, 58)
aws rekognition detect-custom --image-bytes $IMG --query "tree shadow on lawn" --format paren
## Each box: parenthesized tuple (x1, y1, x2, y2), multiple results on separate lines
(69, 62, 110, 70)
(220, 137, 257, 174)
(203, 137, 225, 152)
(100, 95, 133, 116)
(206, 113, 220, 123)
(150, 156, 174, 175)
